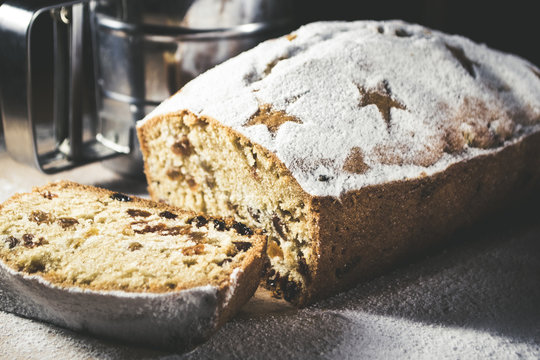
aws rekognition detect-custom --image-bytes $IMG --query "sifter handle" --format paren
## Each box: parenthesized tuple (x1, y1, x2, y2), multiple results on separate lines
(0, 0, 120, 173)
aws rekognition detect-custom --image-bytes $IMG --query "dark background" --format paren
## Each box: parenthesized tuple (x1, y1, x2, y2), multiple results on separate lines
(294, 0, 539, 66)
(1, 0, 538, 150)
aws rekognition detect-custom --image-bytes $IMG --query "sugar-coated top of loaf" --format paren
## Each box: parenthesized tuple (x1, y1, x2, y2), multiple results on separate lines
(141, 20, 540, 197)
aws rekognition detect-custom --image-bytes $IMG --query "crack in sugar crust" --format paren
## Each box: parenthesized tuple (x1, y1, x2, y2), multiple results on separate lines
(141, 20, 540, 198)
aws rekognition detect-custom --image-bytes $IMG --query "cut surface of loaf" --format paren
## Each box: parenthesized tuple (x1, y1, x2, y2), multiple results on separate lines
(137, 20, 540, 305)
(0, 181, 266, 349)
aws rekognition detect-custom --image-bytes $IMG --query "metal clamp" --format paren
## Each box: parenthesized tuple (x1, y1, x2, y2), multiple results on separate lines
(0, 0, 120, 173)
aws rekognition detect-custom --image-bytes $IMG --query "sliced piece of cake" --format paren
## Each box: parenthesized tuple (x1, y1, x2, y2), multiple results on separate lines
(137, 20, 540, 306)
(0, 181, 266, 350)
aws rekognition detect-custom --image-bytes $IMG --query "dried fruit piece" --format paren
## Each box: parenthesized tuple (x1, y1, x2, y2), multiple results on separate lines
(182, 244, 205, 256)
(189, 216, 208, 228)
(133, 223, 167, 234)
(283, 280, 301, 302)
(111, 193, 132, 202)
(166, 168, 184, 180)
(286, 33, 297, 41)
(213, 219, 227, 231)
(161, 226, 191, 236)
(30, 210, 53, 225)
(186, 177, 198, 190)
(171, 136, 192, 157)
(5, 236, 19, 249)
(318, 175, 330, 182)
(41, 191, 57, 200)
(233, 241, 252, 252)
(128, 242, 143, 251)
(233, 222, 253, 236)
(126, 209, 151, 218)
(394, 28, 411, 37)
(297, 251, 311, 282)
(22, 234, 48, 248)
(189, 232, 205, 243)
(57, 217, 79, 229)
(272, 216, 287, 240)
(159, 211, 177, 219)
(217, 258, 233, 266)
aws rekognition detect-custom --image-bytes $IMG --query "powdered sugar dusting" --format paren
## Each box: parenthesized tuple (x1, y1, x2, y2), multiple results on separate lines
(141, 20, 540, 197)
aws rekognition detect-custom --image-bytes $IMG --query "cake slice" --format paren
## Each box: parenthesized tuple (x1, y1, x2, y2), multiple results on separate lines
(0, 181, 266, 350)
(137, 20, 540, 306)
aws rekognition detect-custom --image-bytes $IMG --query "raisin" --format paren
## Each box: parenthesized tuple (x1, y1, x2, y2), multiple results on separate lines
(266, 271, 280, 289)
(165, 282, 177, 289)
(27, 259, 45, 273)
(126, 209, 151, 218)
(272, 216, 287, 240)
(283, 280, 301, 302)
(22, 234, 35, 247)
(318, 175, 330, 182)
(394, 28, 411, 37)
(5, 236, 19, 249)
(30, 210, 53, 225)
(189, 216, 208, 228)
(166, 168, 183, 180)
(217, 258, 233, 266)
(159, 211, 177, 219)
(213, 219, 227, 231)
(233, 241, 252, 252)
(42, 191, 57, 200)
(233, 222, 253, 236)
(248, 207, 261, 222)
(186, 177, 198, 190)
(297, 251, 311, 282)
(189, 232, 206, 243)
(22, 234, 47, 248)
(128, 242, 143, 251)
(162, 226, 191, 236)
(57, 217, 79, 229)
(171, 136, 192, 157)
(111, 193, 132, 202)
(182, 244, 205, 256)
(133, 223, 167, 234)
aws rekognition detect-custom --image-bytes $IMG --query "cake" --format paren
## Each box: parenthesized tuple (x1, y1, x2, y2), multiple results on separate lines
(0, 181, 266, 350)
(136, 20, 540, 306)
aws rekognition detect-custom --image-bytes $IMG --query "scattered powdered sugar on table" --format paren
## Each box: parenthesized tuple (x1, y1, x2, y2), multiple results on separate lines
(1, 167, 539, 358)
(142, 20, 540, 197)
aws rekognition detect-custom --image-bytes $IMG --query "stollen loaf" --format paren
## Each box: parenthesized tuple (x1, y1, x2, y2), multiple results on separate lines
(137, 20, 540, 305)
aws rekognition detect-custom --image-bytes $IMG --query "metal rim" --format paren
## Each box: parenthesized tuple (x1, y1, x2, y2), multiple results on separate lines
(96, 14, 293, 42)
